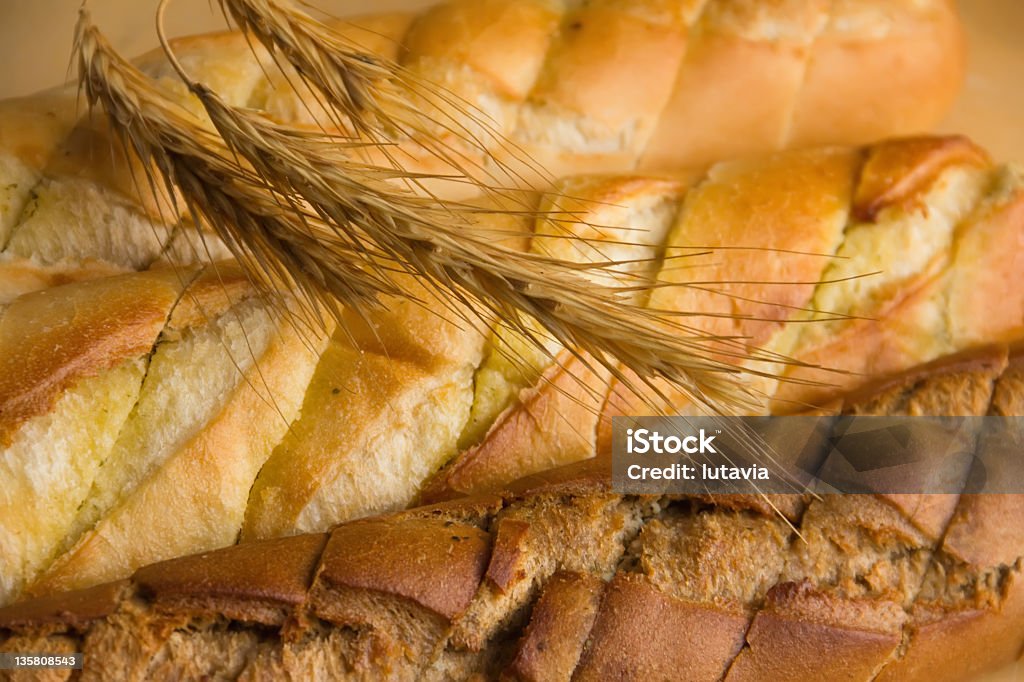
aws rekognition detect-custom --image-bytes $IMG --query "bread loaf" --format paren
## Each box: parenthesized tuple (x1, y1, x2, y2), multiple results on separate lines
(143, 0, 966, 175)
(0, 0, 964, 287)
(425, 135, 1024, 501)
(1, 344, 1021, 681)
(2, 136, 1022, 608)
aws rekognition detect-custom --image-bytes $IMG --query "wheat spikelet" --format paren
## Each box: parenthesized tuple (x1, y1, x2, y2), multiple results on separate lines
(158, 65, 776, 414)
(75, 11, 412, 329)
(199, 0, 846, 397)
(75, 5, 807, 417)
(215, 0, 545, 193)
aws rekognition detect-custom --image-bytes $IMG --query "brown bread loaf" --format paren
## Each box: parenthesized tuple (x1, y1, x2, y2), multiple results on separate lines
(1, 344, 1021, 681)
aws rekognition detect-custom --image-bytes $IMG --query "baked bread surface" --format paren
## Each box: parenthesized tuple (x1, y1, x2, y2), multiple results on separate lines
(1, 344, 1022, 681)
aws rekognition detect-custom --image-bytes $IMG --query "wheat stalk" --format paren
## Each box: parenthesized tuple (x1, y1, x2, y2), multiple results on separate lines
(76, 6, 793, 416)
(168, 62, 787, 412)
(75, 12, 409, 329)
(74, 5, 837, 521)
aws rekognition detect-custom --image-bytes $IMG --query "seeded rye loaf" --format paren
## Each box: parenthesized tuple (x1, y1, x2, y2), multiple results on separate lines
(1, 343, 1022, 681)
(2, 135, 1023, 608)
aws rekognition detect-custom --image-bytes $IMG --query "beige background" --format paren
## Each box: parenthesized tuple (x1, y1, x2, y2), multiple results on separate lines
(0, 0, 1021, 159)
(0, 2, 1021, 679)
(0, 0, 434, 94)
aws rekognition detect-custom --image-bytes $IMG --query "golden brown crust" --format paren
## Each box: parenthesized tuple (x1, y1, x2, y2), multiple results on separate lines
(403, 0, 557, 99)
(484, 519, 532, 595)
(789, 0, 966, 150)
(876, 573, 1024, 682)
(0, 267, 190, 446)
(573, 574, 748, 682)
(640, 5, 820, 170)
(500, 457, 613, 500)
(526, 5, 687, 132)
(395, 493, 506, 529)
(853, 135, 992, 222)
(936, 353, 1024, 570)
(421, 351, 608, 503)
(989, 350, 1024, 417)
(725, 581, 904, 681)
(0, 580, 127, 635)
(942, 495, 1024, 577)
(834, 343, 1008, 414)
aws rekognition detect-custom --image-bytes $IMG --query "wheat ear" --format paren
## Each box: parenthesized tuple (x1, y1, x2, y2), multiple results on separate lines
(163, 101, 773, 411)
(75, 11, 409, 328)
(80, 6, 776, 414)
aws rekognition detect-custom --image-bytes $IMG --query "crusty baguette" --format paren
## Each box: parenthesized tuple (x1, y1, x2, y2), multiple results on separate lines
(142, 0, 965, 176)
(424, 135, 1024, 501)
(1, 345, 1021, 681)
(0, 0, 964, 283)
(2, 136, 1023, 608)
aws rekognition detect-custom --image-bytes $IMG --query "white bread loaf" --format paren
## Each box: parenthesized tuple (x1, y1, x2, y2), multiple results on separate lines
(424, 136, 1024, 501)
(0, 0, 965, 294)
(1, 136, 1022, 610)
(0, 344, 1021, 681)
